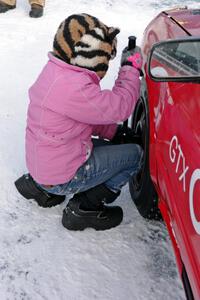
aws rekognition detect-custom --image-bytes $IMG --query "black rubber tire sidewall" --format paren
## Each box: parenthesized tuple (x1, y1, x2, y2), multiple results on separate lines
(129, 95, 161, 220)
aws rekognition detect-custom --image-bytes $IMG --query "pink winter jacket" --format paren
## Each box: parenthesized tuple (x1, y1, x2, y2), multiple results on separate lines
(26, 53, 140, 185)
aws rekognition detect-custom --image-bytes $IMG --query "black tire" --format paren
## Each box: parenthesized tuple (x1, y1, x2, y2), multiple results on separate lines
(129, 92, 162, 221)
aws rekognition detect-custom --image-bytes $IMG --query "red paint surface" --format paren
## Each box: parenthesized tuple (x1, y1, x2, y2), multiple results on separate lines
(141, 8, 200, 299)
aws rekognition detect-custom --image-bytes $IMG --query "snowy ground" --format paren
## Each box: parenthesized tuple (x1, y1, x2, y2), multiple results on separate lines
(0, 0, 200, 299)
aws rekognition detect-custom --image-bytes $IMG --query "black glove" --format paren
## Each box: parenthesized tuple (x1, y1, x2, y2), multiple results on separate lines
(120, 46, 143, 69)
(111, 125, 141, 145)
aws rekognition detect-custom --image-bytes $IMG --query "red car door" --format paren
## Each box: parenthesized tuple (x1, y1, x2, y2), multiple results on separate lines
(138, 8, 200, 298)
(154, 66, 200, 299)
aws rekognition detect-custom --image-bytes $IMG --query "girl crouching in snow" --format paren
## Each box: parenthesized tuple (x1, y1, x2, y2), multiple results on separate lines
(15, 13, 143, 231)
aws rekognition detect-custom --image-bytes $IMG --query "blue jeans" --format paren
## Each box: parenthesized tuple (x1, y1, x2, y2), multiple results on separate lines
(40, 139, 143, 196)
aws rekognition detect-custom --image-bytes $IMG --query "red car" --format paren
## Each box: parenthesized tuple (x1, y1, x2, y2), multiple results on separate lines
(129, 7, 200, 300)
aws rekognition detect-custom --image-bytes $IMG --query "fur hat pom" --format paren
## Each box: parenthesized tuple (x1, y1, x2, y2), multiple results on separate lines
(53, 14, 120, 78)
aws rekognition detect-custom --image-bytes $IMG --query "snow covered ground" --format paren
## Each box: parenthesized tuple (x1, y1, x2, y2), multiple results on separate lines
(0, 0, 200, 299)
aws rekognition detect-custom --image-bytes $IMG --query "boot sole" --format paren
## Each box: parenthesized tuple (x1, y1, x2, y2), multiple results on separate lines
(62, 206, 123, 231)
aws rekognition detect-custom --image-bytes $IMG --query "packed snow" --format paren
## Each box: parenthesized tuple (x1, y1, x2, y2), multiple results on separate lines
(0, 0, 200, 299)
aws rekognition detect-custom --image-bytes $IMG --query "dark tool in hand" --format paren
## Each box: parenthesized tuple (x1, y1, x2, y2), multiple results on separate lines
(123, 36, 137, 130)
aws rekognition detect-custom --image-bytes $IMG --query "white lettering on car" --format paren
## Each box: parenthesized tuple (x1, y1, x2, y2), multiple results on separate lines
(189, 169, 200, 234)
(169, 135, 189, 192)
(169, 135, 199, 235)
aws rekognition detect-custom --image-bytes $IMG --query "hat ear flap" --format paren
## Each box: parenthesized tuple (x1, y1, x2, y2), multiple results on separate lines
(108, 27, 120, 41)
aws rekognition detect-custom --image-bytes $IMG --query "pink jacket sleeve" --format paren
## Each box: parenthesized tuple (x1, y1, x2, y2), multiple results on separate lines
(46, 65, 141, 125)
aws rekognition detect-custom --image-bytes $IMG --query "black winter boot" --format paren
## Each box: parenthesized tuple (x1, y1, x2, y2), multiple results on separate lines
(14, 174, 65, 207)
(29, 4, 43, 18)
(0, 1, 15, 13)
(62, 184, 123, 231)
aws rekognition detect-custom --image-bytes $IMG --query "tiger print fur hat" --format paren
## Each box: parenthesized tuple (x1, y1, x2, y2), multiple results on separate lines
(53, 13, 120, 79)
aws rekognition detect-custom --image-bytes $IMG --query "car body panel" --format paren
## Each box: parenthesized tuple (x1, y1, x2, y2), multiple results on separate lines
(155, 82, 200, 299)
(141, 11, 188, 184)
(141, 11, 188, 68)
(140, 7, 200, 299)
(165, 8, 200, 36)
